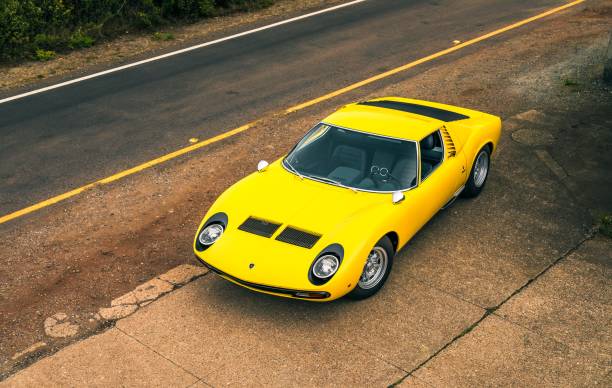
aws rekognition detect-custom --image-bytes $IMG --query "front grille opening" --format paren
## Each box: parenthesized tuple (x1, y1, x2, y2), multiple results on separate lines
(238, 217, 281, 238)
(276, 227, 321, 249)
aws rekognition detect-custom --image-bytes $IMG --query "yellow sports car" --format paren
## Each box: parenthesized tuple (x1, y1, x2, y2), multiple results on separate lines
(193, 97, 501, 301)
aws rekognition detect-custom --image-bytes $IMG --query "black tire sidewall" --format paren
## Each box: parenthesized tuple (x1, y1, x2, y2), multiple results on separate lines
(348, 236, 394, 300)
(461, 146, 491, 198)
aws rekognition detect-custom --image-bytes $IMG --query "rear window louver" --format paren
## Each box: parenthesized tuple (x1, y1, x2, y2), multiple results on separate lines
(275, 227, 321, 249)
(358, 100, 469, 122)
(238, 217, 281, 238)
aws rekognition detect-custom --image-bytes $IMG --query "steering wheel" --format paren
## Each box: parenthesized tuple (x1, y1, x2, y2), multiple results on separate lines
(370, 165, 400, 183)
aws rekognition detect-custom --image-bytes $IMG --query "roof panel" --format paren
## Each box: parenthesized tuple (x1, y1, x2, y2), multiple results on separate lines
(323, 103, 441, 141)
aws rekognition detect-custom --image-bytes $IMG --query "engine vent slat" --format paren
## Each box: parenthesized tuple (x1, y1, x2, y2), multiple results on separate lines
(238, 217, 281, 238)
(440, 126, 456, 158)
(276, 227, 321, 249)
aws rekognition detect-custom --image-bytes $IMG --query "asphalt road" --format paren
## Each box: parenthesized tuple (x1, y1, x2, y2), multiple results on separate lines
(0, 0, 563, 217)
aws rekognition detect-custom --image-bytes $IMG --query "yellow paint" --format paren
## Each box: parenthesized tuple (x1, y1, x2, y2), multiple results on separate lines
(189, 138, 199, 143)
(323, 96, 495, 141)
(284, 0, 585, 113)
(194, 98, 502, 301)
(0, 0, 583, 225)
(0, 123, 255, 225)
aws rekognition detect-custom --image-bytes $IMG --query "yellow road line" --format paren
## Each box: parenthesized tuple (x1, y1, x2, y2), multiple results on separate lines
(285, 0, 585, 113)
(0, 122, 255, 224)
(0, 0, 584, 226)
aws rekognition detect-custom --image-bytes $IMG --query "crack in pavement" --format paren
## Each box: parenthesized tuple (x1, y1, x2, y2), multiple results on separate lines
(343, 338, 410, 375)
(389, 227, 598, 387)
(186, 379, 213, 388)
(0, 267, 211, 381)
(410, 276, 487, 311)
(114, 326, 205, 386)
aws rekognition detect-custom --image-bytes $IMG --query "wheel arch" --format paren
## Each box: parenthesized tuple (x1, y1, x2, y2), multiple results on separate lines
(384, 231, 399, 252)
(466, 138, 496, 173)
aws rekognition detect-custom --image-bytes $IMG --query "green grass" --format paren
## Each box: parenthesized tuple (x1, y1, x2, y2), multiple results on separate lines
(563, 78, 579, 87)
(69, 31, 95, 49)
(1, 0, 276, 63)
(600, 214, 612, 238)
(152, 32, 175, 41)
(35, 49, 56, 61)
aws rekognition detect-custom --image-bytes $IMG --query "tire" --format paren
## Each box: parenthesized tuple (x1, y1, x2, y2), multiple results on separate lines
(461, 145, 491, 198)
(348, 236, 394, 300)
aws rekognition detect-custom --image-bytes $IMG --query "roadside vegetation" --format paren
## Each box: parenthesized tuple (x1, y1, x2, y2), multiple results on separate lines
(0, 0, 274, 63)
(600, 214, 612, 238)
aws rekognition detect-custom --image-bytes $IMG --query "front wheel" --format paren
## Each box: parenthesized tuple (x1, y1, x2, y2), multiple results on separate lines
(461, 146, 491, 198)
(348, 236, 394, 300)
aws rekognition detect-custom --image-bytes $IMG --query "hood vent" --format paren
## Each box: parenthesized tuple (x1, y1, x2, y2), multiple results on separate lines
(238, 217, 281, 238)
(276, 227, 321, 249)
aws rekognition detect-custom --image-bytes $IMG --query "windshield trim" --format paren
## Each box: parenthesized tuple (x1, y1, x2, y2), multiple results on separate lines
(282, 122, 419, 194)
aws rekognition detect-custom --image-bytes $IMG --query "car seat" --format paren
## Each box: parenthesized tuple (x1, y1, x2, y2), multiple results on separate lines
(420, 134, 435, 180)
(327, 145, 367, 185)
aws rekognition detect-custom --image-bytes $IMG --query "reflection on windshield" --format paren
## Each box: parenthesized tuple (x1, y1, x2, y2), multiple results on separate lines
(284, 124, 418, 192)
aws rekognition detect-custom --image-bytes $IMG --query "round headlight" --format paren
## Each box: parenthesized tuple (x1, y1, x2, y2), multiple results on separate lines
(199, 224, 224, 246)
(312, 254, 339, 279)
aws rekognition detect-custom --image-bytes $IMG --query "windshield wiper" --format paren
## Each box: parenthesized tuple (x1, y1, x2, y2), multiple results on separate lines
(314, 176, 358, 192)
(284, 158, 304, 179)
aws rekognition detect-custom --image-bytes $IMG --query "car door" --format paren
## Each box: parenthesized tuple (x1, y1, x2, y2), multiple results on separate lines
(400, 130, 465, 239)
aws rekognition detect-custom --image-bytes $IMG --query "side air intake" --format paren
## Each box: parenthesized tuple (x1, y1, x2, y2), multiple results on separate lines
(440, 126, 456, 158)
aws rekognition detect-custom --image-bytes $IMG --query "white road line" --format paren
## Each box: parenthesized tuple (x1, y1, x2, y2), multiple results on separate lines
(0, 0, 368, 105)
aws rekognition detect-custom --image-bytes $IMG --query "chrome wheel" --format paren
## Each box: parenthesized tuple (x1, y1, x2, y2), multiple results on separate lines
(358, 247, 388, 290)
(473, 150, 489, 188)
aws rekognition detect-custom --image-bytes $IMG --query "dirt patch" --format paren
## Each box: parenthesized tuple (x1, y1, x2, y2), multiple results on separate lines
(0, 0, 347, 93)
(511, 128, 555, 146)
(1, 0, 611, 380)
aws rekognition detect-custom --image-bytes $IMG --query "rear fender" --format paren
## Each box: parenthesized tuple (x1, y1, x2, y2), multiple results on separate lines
(447, 115, 501, 171)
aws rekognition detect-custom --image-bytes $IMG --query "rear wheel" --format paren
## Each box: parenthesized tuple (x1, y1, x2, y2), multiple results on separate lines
(461, 146, 490, 198)
(348, 236, 394, 300)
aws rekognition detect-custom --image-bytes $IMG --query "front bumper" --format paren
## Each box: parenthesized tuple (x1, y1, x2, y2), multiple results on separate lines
(194, 254, 331, 300)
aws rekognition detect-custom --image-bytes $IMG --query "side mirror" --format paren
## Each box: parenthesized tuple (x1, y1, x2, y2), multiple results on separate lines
(257, 160, 269, 172)
(392, 191, 405, 204)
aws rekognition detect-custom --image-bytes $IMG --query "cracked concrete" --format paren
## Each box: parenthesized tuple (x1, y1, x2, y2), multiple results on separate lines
(97, 265, 208, 322)
(110, 292, 138, 307)
(4, 264, 210, 377)
(132, 278, 174, 304)
(392, 230, 600, 386)
(98, 305, 139, 321)
(158, 264, 207, 286)
(43, 314, 79, 339)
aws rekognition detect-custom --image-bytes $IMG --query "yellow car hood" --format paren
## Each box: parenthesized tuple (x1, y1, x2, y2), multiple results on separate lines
(199, 160, 390, 290)
(224, 164, 384, 234)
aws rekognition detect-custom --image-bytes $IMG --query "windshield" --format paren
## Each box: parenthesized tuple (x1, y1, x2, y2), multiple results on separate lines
(284, 124, 418, 192)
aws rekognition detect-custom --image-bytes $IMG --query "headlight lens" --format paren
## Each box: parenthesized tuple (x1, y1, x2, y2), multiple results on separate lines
(199, 224, 224, 246)
(312, 254, 339, 279)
